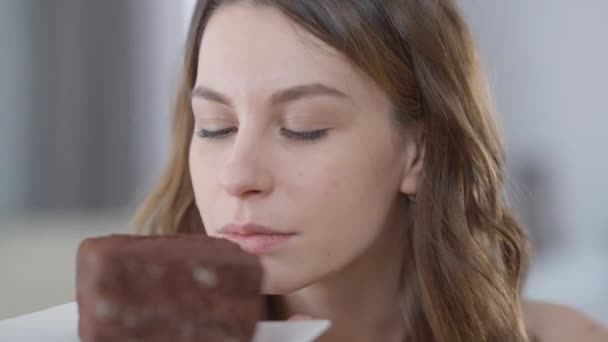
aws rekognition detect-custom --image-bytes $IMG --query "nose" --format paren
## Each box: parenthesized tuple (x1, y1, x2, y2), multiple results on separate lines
(219, 135, 274, 199)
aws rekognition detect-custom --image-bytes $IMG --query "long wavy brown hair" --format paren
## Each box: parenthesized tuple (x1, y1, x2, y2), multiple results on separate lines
(134, 0, 531, 340)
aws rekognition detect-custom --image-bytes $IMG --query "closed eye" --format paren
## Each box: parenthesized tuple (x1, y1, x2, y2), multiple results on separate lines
(195, 127, 330, 141)
(196, 127, 237, 139)
(280, 128, 330, 141)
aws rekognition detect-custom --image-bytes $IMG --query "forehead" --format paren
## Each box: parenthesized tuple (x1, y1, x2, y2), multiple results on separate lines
(195, 4, 384, 104)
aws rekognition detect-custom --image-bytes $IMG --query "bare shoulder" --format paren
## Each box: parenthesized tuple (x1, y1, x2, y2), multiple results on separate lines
(523, 300, 608, 342)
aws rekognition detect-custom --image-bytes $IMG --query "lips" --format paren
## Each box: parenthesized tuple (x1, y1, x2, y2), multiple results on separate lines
(218, 223, 295, 255)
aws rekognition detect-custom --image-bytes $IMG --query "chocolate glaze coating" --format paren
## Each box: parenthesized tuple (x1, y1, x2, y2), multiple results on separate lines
(76, 234, 263, 342)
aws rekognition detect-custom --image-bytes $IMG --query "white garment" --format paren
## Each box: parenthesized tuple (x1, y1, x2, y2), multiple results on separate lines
(0, 302, 330, 342)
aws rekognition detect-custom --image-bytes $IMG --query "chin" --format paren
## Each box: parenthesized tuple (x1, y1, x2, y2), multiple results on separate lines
(259, 257, 320, 294)
(261, 277, 304, 295)
(260, 268, 316, 295)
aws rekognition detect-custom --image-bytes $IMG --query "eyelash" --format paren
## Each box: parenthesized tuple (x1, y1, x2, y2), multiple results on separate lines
(195, 127, 329, 141)
(280, 128, 329, 141)
(196, 127, 236, 139)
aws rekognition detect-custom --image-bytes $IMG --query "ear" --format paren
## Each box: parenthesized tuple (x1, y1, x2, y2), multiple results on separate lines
(399, 122, 426, 196)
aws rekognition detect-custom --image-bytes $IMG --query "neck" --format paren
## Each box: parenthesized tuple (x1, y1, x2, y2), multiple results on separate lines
(272, 206, 409, 342)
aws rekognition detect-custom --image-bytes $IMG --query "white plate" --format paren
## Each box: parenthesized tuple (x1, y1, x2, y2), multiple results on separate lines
(0, 303, 330, 342)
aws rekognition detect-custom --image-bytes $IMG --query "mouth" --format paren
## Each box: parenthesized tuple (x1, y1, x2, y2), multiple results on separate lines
(218, 223, 296, 255)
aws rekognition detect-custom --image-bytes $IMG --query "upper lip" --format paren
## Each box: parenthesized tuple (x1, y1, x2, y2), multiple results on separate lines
(219, 223, 294, 236)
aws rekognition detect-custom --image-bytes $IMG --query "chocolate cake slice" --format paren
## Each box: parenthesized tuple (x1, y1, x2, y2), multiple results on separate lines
(76, 234, 263, 342)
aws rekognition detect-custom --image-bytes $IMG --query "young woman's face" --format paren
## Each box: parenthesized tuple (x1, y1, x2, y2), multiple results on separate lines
(190, 4, 420, 293)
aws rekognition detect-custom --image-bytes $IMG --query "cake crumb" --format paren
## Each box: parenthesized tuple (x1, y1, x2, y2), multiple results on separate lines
(95, 301, 116, 319)
(192, 266, 218, 287)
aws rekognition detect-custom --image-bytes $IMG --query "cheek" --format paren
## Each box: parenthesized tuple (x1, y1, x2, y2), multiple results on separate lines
(264, 165, 397, 294)
(302, 154, 398, 246)
(315, 172, 385, 243)
(189, 145, 205, 194)
(298, 136, 401, 244)
(189, 144, 220, 215)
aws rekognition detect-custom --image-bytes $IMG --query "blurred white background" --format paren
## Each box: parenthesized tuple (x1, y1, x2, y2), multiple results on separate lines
(1, 0, 606, 324)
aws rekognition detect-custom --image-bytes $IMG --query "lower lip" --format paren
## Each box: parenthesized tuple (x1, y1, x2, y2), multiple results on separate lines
(220, 233, 294, 255)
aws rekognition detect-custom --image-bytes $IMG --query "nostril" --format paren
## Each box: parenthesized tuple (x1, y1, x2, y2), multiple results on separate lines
(242, 189, 263, 197)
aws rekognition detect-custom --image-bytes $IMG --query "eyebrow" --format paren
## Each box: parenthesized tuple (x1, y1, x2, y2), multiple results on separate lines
(191, 83, 350, 107)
